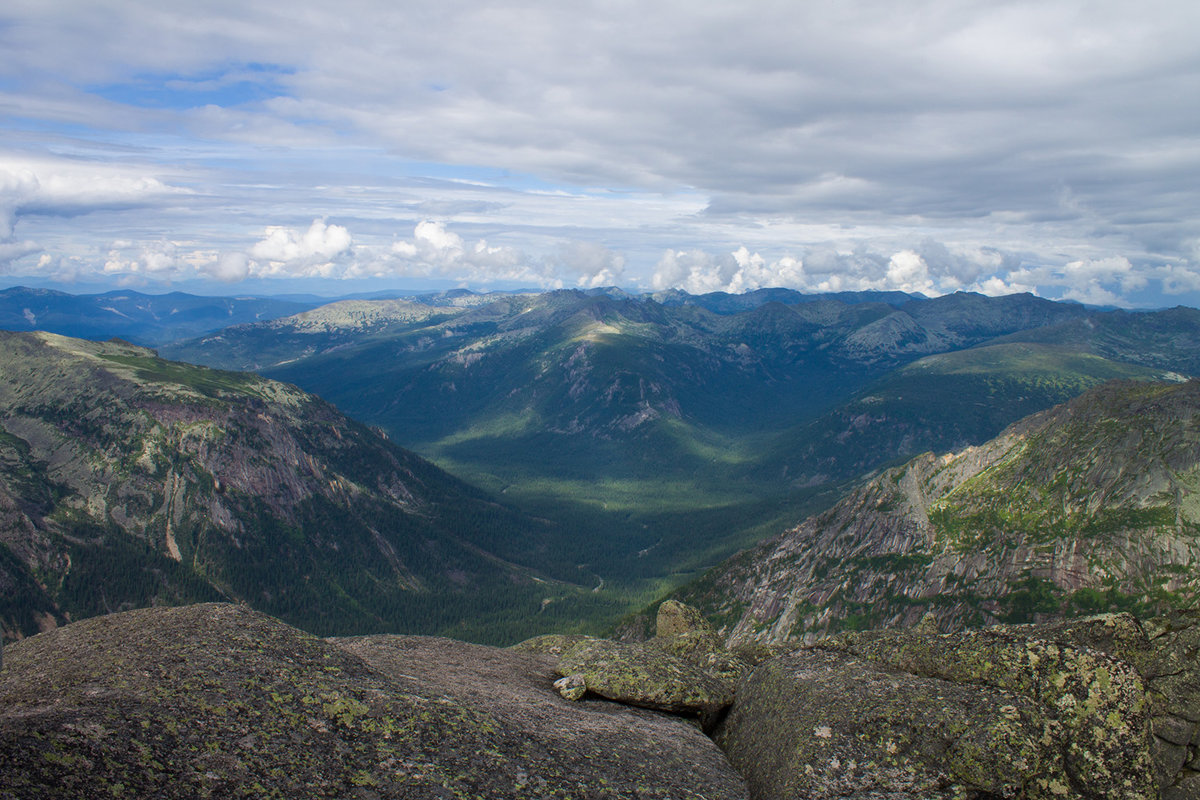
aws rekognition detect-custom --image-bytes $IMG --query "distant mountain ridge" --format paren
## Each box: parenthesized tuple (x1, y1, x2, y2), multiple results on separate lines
(681, 378, 1200, 643)
(0, 286, 322, 345)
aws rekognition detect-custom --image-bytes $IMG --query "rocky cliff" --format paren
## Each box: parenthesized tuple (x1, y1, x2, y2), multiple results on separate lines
(683, 379, 1200, 643)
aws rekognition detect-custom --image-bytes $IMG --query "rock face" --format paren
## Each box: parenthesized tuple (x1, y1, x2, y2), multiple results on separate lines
(722, 648, 1070, 799)
(6, 600, 1200, 799)
(718, 612, 1200, 800)
(685, 379, 1200, 644)
(0, 603, 748, 799)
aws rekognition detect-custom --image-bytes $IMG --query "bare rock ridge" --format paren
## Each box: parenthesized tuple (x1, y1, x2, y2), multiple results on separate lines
(685, 379, 1200, 643)
(5, 600, 1200, 798)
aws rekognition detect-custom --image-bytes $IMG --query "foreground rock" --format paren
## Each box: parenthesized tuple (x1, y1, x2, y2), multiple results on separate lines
(534, 599, 752, 728)
(722, 648, 1068, 799)
(0, 603, 748, 799)
(717, 612, 1200, 800)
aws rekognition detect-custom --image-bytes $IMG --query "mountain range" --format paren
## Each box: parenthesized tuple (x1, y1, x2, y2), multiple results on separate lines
(161, 289, 1189, 611)
(0, 286, 324, 345)
(3, 286, 1200, 644)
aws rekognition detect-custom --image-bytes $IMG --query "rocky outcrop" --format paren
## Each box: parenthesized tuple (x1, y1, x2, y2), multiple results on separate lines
(0, 603, 748, 799)
(6, 600, 1200, 799)
(1037, 611, 1200, 800)
(720, 648, 1073, 799)
(718, 612, 1200, 800)
(538, 599, 751, 729)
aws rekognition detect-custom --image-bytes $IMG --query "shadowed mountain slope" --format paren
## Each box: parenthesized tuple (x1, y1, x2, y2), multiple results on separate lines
(0, 330, 594, 644)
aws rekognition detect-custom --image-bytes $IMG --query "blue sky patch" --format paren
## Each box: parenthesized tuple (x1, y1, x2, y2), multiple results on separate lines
(88, 62, 294, 110)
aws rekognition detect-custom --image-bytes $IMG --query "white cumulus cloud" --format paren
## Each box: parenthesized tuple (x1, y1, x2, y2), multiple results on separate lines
(370, 220, 557, 286)
(553, 241, 626, 288)
(248, 219, 353, 276)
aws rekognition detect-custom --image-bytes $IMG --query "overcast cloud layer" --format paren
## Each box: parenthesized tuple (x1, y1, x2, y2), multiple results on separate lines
(2, 0, 1199, 306)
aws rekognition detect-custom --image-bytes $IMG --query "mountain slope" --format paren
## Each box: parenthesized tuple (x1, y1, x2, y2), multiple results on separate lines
(0, 331, 592, 644)
(683, 379, 1200, 644)
(1000, 305, 1200, 375)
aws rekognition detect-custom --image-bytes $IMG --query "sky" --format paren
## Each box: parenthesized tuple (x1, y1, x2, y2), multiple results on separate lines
(2, 1, 1199, 306)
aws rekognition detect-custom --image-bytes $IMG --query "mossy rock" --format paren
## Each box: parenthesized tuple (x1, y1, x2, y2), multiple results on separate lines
(816, 620, 1157, 799)
(556, 638, 737, 724)
(0, 603, 749, 799)
(508, 632, 599, 655)
(716, 648, 1066, 799)
(728, 641, 794, 667)
(657, 599, 717, 639)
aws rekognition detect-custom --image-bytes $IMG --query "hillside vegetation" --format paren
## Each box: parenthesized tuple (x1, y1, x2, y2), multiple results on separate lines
(0, 331, 622, 644)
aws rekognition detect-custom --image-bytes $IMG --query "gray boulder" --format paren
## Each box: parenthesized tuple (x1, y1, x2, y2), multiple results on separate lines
(1031, 611, 1200, 800)
(555, 637, 737, 725)
(656, 599, 717, 639)
(0, 603, 749, 799)
(542, 601, 750, 728)
(718, 648, 1064, 799)
(717, 617, 1159, 800)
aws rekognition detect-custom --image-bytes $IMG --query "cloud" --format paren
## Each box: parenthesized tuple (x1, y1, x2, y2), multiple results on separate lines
(1, 1, 1199, 306)
(0, 158, 191, 276)
(650, 246, 804, 294)
(248, 219, 353, 276)
(206, 252, 250, 283)
(643, 237, 1193, 305)
(368, 220, 557, 286)
(1062, 256, 1146, 293)
(0, 160, 188, 223)
(1157, 264, 1200, 296)
(0, 239, 40, 269)
(552, 241, 626, 288)
(102, 240, 191, 281)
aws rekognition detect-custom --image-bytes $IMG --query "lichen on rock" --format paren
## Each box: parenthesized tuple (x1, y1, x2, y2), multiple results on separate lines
(717, 614, 1161, 800)
(541, 601, 751, 730)
(716, 647, 1065, 799)
(0, 603, 749, 799)
(820, 621, 1157, 799)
